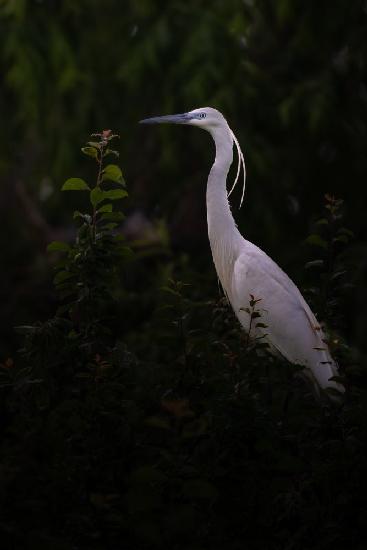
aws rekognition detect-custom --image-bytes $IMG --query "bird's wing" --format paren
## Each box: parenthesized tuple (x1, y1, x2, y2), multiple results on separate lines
(231, 242, 341, 391)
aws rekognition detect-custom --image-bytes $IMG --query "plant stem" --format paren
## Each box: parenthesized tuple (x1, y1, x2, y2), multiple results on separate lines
(244, 307, 254, 352)
(92, 142, 105, 243)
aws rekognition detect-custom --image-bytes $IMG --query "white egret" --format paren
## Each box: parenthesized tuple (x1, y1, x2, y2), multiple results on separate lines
(140, 107, 344, 396)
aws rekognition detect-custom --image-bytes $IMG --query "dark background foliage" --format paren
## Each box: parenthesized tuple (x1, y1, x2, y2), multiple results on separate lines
(1, 1, 367, 549)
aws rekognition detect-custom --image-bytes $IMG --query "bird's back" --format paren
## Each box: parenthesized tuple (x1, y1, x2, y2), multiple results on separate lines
(223, 238, 343, 394)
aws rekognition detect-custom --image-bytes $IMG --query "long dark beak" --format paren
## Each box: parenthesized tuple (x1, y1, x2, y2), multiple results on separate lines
(139, 112, 193, 125)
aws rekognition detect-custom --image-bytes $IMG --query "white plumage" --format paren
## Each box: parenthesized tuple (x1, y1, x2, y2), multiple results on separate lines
(140, 107, 344, 396)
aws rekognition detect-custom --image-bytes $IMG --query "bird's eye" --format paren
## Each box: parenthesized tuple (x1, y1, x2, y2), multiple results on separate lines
(199, 113, 206, 119)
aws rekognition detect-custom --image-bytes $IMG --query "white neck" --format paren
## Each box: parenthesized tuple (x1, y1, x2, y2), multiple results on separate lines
(206, 124, 243, 291)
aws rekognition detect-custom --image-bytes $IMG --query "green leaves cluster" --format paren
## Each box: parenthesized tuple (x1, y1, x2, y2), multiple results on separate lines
(303, 194, 355, 329)
(47, 130, 130, 343)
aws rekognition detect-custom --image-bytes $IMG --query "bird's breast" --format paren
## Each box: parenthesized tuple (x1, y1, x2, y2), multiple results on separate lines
(209, 234, 238, 300)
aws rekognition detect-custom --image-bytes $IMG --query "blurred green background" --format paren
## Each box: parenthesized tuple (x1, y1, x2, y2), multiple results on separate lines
(1, 0, 367, 357)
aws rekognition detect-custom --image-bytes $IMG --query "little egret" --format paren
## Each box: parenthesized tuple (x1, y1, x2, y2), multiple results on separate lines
(140, 107, 344, 396)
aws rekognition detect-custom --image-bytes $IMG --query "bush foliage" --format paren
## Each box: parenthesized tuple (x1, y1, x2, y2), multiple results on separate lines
(1, 136, 366, 550)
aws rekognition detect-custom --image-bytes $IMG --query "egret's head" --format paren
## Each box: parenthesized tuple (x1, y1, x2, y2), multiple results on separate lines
(139, 107, 226, 131)
(140, 106, 246, 207)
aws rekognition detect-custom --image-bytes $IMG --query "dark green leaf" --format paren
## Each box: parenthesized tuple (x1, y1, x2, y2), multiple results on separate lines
(105, 148, 120, 158)
(102, 189, 128, 201)
(81, 146, 98, 159)
(115, 245, 133, 258)
(62, 178, 90, 191)
(47, 241, 70, 253)
(333, 235, 349, 244)
(160, 286, 181, 297)
(338, 227, 354, 238)
(251, 311, 261, 319)
(98, 204, 113, 213)
(90, 186, 104, 207)
(102, 164, 125, 185)
(73, 211, 92, 223)
(91, 187, 127, 207)
(100, 212, 125, 222)
(102, 222, 118, 230)
(255, 342, 270, 349)
(331, 270, 347, 281)
(304, 234, 328, 249)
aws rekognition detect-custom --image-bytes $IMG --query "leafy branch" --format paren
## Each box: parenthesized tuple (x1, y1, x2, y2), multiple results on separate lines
(303, 194, 354, 326)
(240, 294, 269, 353)
(47, 131, 130, 345)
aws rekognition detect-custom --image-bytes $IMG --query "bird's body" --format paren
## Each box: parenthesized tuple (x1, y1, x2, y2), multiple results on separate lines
(140, 107, 344, 396)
